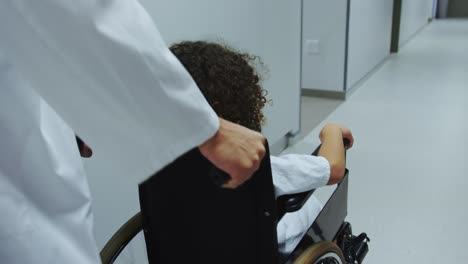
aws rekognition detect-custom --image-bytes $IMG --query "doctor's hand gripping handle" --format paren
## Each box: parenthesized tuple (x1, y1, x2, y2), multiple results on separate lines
(199, 118, 266, 188)
(209, 167, 232, 187)
(209, 140, 269, 188)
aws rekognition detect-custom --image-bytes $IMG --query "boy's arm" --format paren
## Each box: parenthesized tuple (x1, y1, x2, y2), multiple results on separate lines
(271, 154, 330, 198)
(318, 124, 354, 185)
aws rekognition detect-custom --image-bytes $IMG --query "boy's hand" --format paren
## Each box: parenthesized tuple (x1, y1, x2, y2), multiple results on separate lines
(337, 125, 354, 149)
(199, 118, 266, 189)
(318, 123, 353, 185)
(320, 124, 354, 149)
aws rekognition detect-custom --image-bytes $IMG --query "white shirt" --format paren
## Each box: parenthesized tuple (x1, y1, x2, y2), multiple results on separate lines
(0, 0, 218, 263)
(271, 154, 330, 254)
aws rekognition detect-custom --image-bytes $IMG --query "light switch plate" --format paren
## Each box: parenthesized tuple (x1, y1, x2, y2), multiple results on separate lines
(306, 39, 320, 54)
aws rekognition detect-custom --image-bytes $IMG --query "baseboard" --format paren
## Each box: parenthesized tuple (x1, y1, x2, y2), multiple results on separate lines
(301, 89, 346, 100)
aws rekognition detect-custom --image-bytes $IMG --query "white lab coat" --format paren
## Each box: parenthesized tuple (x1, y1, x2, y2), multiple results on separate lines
(0, 59, 101, 263)
(0, 0, 218, 263)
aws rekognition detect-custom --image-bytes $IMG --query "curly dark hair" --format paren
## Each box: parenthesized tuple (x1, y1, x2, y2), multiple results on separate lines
(170, 41, 268, 132)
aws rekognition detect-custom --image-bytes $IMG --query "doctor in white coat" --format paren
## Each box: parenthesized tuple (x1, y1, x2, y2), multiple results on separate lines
(0, 0, 265, 263)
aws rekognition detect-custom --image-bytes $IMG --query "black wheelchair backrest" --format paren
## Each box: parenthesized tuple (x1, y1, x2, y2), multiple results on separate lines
(138, 142, 280, 264)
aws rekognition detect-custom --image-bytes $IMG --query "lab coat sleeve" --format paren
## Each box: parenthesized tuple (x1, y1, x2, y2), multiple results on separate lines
(270, 154, 330, 198)
(0, 0, 219, 181)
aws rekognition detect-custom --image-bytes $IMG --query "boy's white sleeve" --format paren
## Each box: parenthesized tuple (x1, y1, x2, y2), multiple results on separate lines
(0, 0, 219, 182)
(270, 154, 330, 198)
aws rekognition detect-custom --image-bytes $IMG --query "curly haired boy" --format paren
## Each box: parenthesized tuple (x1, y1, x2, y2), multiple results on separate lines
(170, 41, 354, 253)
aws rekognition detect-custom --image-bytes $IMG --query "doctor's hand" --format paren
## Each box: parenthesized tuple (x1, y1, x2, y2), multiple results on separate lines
(199, 118, 266, 189)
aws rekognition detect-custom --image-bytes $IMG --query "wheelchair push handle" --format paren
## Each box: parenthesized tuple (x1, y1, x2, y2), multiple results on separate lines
(209, 141, 270, 187)
(343, 138, 351, 149)
(209, 167, 231, 187)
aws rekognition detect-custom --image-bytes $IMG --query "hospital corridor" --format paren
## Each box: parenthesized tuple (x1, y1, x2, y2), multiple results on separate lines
(1, 0, 467, 263)
(288, 19, 468, 263)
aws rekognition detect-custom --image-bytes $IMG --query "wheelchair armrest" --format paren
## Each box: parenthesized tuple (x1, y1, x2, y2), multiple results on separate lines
(276, 189, 315, 219)
(276, 138, 349, 220)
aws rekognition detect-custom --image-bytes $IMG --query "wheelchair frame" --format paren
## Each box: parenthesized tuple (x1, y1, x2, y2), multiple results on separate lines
(100, 142, 369, 264)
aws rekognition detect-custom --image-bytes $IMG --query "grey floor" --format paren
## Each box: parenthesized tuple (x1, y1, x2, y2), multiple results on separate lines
(296, 96, 343, 142)
(285, 20, 468, 263)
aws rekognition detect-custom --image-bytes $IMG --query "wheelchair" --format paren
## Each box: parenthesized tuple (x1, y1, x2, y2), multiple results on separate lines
(100, 141, 369, 264)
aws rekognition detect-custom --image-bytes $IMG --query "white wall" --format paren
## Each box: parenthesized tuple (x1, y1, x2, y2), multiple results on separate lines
(347, 0, 393, 89)
(301, 0, 348, 92)
(258, 0, 302, 138)
(142, 0, 302, 141)
(303, 0, 431, 93)
(85, 1, 302, 263)
(399, 0, 434, 46)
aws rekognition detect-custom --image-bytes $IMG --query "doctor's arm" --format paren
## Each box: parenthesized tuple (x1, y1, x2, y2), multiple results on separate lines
(0, 0, 264, 186)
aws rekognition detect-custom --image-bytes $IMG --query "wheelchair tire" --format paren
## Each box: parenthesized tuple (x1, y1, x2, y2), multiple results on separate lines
(293, 241, 345, 264)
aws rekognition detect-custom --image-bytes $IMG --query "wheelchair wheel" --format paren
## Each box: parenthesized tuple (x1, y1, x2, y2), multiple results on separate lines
(293, 241, 345, 264)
